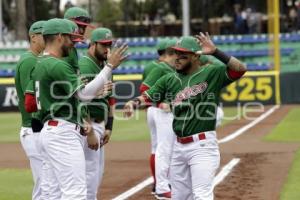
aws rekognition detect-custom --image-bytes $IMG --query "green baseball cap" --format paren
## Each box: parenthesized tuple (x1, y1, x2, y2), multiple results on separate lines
(29, 20, 45, 34)
(156, 38, 169, 51)
(172, 36, 201, 53)
(64, 19, 78, 32)
(64, 7, 94, 28)
(64, 19, 84, 42)
(91, 28, 113, 43)
(42, 18, 83, 41)
(165, 38, 177, 49)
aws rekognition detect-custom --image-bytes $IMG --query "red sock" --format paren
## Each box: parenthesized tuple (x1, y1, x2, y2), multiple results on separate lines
(150, 154, 156, 185)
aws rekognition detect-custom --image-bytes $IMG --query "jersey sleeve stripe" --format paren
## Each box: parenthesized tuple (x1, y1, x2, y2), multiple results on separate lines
(142, 82, 151, 87)
(25, 90, 35, 94)
(71, 84, 85, 97)
(143, 91, 154, 102)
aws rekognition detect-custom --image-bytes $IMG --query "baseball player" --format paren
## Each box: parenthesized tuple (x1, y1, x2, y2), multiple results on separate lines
(124, 33, 246, 200)
(14, 20, 45, 200)
(140, 38, 177, 199)
(140, 38, 172, 195)
(30, 18, 127, 199)
(64, 6, 95, 69)
(65, 7, 115, 199)
(79, 27, 116, 200)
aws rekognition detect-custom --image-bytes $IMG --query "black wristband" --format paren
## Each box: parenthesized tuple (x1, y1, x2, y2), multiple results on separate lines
(212, 48, 231, 64)
(105, 116, 114, 131)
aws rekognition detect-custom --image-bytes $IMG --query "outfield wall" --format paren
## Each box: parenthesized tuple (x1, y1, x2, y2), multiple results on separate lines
(0, 72, 299, 111)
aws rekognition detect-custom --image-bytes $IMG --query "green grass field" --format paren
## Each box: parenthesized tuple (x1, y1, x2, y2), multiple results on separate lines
(264, 108, 300, 142)
(280, 149, 300, 200)
(264, 108, 300, 200)
(0, 113, 21, 142)
(0, 169, 33, 200)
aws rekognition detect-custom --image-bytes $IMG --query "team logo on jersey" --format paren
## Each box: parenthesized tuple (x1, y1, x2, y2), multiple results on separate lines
(105, 32, 112, 39)
(171, 82, 208, 106)
(176, 39, 182, 46)
(74, 27, 79, 34)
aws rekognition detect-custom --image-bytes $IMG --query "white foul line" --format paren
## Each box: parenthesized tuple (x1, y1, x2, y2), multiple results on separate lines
(111, 177, 153, 200)
(112, 105, 279, 200)
(213, 158, 240, 187)
(112, 158, 241, 200)
(218, 105, 279, 144)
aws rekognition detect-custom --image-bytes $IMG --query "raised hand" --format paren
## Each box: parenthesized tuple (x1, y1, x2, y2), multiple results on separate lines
(107, 44, 129, 69)
(195, 32, 217, 55)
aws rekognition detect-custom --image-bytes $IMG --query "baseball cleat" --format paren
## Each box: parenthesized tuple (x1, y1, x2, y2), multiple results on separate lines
(155, 191, 171, 200)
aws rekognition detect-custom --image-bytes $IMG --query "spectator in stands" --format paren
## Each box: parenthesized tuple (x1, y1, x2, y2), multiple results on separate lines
(151, 9, 165, 36)
(233, 4, 248, 34)
(288, 7, 298, 32)
(297, 2, 300, 29)
(246, 8, 262, 34)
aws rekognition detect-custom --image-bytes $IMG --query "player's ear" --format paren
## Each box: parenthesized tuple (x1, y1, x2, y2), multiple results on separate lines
(191, 54, 199, 62)
(56, 34, 61, 43)
(57, 33, 64, 43)
(29, 34, 35, 43)
(89, 42, 95, 51)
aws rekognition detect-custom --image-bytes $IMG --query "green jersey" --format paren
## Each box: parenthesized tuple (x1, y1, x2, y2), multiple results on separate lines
(15, 51, 38, 127)
(143, 61, 174, 88)
(63, 47, 79, 70)
(142, 61, 161, 82)
(79, 55, 110, 122)
(145, 63, 235, 137)
(32, 55, 84, 124)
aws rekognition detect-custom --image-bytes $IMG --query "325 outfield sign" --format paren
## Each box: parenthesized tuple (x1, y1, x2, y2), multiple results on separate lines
(220, 72, 277, 106)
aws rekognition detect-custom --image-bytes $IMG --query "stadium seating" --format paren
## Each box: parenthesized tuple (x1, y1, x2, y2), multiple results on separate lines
(1, 33, 300, 77)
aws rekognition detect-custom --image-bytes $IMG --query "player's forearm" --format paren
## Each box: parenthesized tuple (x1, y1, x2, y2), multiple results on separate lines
(212, 49, 247, 72)
(109, 104, 114, 117)
(76, 66, 112, 101)
(227, 57, 247, 72)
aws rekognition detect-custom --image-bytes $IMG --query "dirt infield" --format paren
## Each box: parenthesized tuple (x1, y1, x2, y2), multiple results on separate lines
(0, 105, 299, 200)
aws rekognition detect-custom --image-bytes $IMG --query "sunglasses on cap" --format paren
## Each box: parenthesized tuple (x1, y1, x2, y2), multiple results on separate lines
(74, 16, 91, 23)
(72, 16, 95, 29)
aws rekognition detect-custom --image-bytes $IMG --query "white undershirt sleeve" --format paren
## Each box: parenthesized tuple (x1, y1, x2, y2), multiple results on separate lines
(76, 66, 112, 101)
